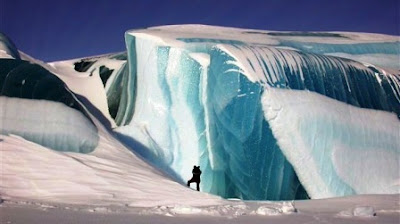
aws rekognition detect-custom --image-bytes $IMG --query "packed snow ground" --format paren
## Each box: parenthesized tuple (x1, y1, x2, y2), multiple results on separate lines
(1, 194, 399, 223)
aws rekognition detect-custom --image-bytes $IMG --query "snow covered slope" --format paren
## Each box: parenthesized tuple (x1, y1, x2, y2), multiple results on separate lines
(0, 25, 399, 205)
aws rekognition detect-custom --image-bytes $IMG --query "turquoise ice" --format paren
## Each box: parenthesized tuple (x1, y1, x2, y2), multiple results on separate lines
(111, 26, 399, 200)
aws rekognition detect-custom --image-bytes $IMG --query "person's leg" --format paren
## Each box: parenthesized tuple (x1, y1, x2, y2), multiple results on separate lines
(187, 178, 193, 187)
(196, 182, 200, 191)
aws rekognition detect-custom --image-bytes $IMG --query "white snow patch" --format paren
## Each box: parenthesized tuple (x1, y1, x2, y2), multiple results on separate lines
(128, 24, 399, 46)
(189, 53, 210, 67)
(254, 201, 297, 216)
(254, 206, 281, 216)
(338, 206, 376, 217)
(0, 49, 14, 59)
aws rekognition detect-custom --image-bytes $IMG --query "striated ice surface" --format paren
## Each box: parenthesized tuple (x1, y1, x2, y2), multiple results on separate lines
(116, 34, 307, 200)
(262, 88, 399, 198)
(0, 97, 99, 153)
(111, 25, 400, 200)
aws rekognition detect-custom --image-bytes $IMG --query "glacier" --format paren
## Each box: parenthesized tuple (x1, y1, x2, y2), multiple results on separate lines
(0, 25, 399, 201)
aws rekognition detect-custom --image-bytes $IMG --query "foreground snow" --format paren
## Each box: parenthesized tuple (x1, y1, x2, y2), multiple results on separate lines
(1, 194, 399, 223)
(0, 130, 222, 207)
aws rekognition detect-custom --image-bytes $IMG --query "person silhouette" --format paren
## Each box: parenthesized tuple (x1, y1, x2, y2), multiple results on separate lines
(187, 165, 202, 191)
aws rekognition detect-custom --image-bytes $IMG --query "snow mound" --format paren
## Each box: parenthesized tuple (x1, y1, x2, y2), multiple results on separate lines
(254, 201, 297, 216)
(141, 201, 298, 218)
(338, 206, 376, 217)
(141, 204, 251, 218)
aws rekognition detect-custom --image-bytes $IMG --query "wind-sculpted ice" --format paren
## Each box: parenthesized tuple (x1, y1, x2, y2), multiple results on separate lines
(60, 52, 132, 126)
(115, 25, 399, 200)
(262, 88, 399, 198)
(0, 97, 99, 153)
(0, 58, 99, 153)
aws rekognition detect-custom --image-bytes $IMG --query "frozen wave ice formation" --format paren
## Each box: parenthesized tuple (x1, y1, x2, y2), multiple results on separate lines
(262, 88, 399, 198)
(110, 25, 399, 200)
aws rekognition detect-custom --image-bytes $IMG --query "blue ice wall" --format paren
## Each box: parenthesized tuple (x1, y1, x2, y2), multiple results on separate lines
(118, 35, 310, 200)
(214, 45, 399, 115)
(119, 28, 399, 200)
(208, 44, 399, 198)
(205, 56, 305, 199)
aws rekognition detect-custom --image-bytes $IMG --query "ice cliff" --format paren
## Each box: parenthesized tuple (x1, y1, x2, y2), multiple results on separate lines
(117, 25, 399, 200)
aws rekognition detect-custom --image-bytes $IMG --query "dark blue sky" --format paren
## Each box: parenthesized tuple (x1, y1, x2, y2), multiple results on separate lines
(1, 0, 399, 61)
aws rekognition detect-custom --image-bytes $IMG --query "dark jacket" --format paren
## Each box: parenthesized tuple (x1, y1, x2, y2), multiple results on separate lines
(191, 166, 202, 182)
